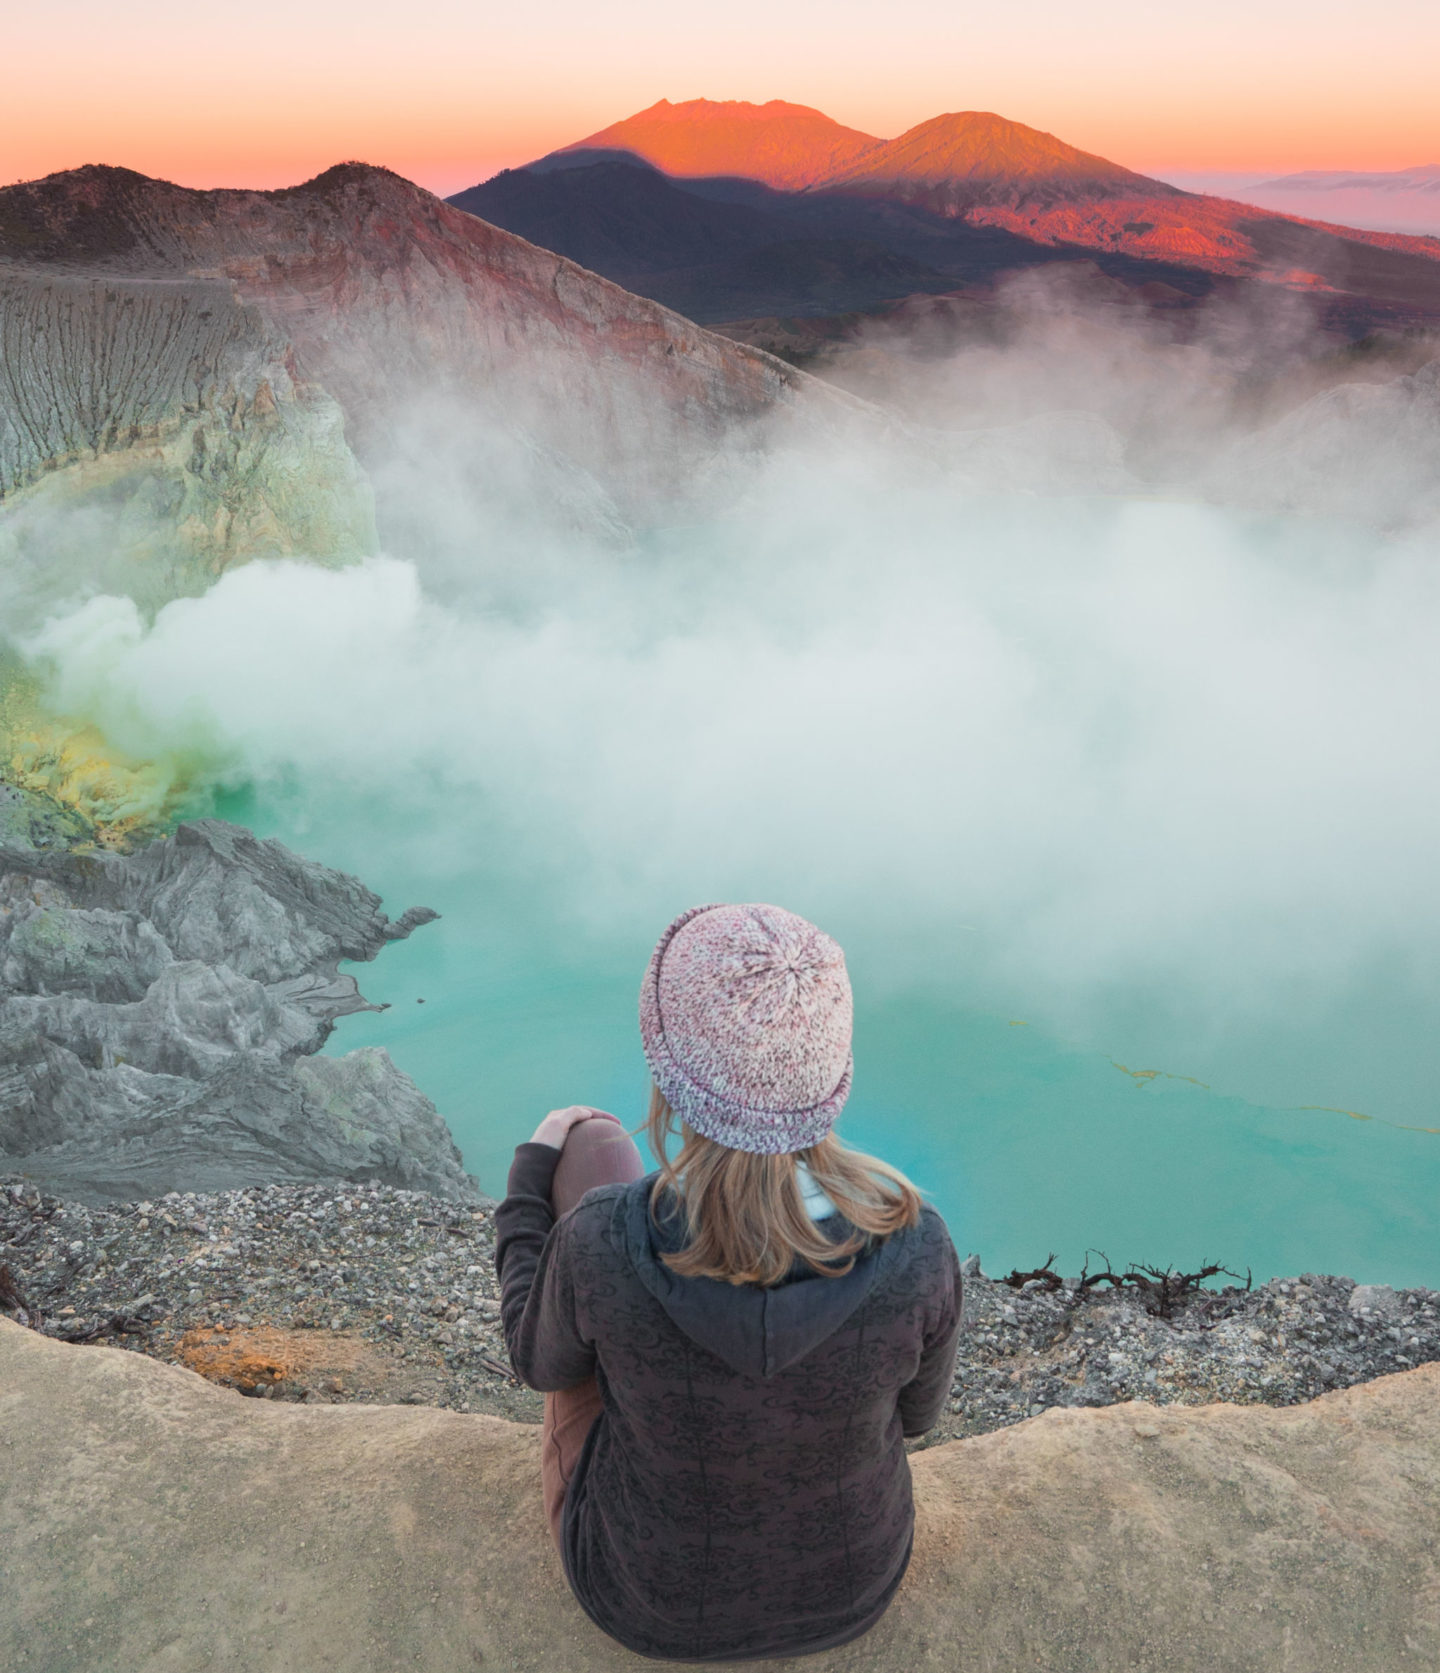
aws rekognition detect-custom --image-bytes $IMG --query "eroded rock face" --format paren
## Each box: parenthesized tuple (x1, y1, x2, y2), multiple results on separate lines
(0, 161, 818, 614)
(0, 818, 475, 1202)
(0, 271, 375, 621)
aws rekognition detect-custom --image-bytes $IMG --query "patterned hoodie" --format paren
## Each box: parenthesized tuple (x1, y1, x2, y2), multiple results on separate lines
(496, 1142, 963, 1662)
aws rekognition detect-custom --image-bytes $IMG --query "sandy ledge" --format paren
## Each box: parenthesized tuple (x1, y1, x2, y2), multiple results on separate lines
(2, 1317, 1439, 1671)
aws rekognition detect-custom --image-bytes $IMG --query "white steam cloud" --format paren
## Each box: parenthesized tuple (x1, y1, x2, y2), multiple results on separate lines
(9, 290, 1440, 1122)
(21, 452, 1440, 1030)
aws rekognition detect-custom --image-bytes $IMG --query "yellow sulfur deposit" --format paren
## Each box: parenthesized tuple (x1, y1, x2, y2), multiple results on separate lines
(1, 665, 195, 849)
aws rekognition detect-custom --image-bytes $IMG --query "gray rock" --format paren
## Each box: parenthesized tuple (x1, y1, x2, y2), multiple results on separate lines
(0, 819, 477, 1202)
(0, 783, 92, 852)
(1350, 1284, 1401, 1317)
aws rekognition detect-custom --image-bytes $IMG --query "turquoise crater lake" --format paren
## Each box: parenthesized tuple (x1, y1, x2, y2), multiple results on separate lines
(125, 491, 1440, 1291)
(220, 779, 1440, 1291)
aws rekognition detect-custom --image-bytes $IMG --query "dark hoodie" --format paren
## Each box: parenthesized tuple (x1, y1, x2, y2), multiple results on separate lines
(495, 1143, 963, 1663)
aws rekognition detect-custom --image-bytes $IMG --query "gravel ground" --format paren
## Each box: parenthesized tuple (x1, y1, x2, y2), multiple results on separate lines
(4, 1175, 1438, 1442)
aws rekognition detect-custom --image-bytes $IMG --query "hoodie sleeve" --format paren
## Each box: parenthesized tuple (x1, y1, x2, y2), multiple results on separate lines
(897, 1217, 964, 1438)
(494, 1142, 598, 1392)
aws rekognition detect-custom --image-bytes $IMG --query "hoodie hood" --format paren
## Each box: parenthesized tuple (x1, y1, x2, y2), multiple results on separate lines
(618, 1174, 890, 1379)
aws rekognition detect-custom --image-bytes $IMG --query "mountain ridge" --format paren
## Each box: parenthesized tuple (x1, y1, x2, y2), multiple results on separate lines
(482, 100, 1440, 331)
(522, 99, 1440, 267)
(542, 99, 1179, 210)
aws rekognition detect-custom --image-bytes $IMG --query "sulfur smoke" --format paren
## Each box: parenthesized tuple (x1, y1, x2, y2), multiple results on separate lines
(9, 289, 1440, 1126)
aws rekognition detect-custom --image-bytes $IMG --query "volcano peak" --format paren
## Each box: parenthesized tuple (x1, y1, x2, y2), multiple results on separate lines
(812, 110, 1175, 207)
(549, 97, 882, 190)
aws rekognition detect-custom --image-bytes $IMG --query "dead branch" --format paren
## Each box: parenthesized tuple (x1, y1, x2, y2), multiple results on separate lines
(474, 1351, 517, 1382)
(1002, 1254, 1064, 1292)
(1005, 1250, 1251, 1319)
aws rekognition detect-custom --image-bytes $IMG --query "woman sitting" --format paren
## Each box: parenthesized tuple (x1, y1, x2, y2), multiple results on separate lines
(495, 901, 963, 1662)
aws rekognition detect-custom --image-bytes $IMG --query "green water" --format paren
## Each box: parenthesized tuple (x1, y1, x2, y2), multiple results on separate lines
(221, 780, 1440, 1289)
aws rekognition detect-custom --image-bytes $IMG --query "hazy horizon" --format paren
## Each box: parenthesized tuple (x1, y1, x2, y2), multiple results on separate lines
(7, 0, 1440, 195)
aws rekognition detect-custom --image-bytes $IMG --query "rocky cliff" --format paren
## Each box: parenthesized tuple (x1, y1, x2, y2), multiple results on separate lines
(0, 162, 847, 840)
(0, 817, 476, 1202)
(0, 266, 373, 607)
(0, 161, 821, 614)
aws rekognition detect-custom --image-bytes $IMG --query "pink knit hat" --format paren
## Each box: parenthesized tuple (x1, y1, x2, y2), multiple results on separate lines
(639, 903, 854, 1155)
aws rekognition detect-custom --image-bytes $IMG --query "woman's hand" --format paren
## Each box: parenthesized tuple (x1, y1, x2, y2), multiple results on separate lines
(529, 1105, 621, 1151)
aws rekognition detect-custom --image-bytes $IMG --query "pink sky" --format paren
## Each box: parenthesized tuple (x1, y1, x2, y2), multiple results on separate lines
(5, 0, 1438, 195)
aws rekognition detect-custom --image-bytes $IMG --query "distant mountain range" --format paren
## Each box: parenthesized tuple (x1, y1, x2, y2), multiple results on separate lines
(546, 98, 1168, 209)
(1252, 166, 1440, 193)
(449, 99, 1440, 335)
(1215, 166, 1440, 240)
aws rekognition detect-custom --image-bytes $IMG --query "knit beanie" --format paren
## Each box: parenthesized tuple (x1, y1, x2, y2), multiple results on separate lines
(639, 903, 853, 1155)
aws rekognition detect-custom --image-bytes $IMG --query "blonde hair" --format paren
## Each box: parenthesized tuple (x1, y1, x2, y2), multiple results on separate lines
(645, 1086, 923, 1287)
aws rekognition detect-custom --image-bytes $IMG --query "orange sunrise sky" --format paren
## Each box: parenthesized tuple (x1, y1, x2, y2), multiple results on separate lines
(5, 0, 1438, 195)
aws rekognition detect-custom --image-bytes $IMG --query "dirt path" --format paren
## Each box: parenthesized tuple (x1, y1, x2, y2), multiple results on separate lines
(3, 1318, 1439, 1672)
